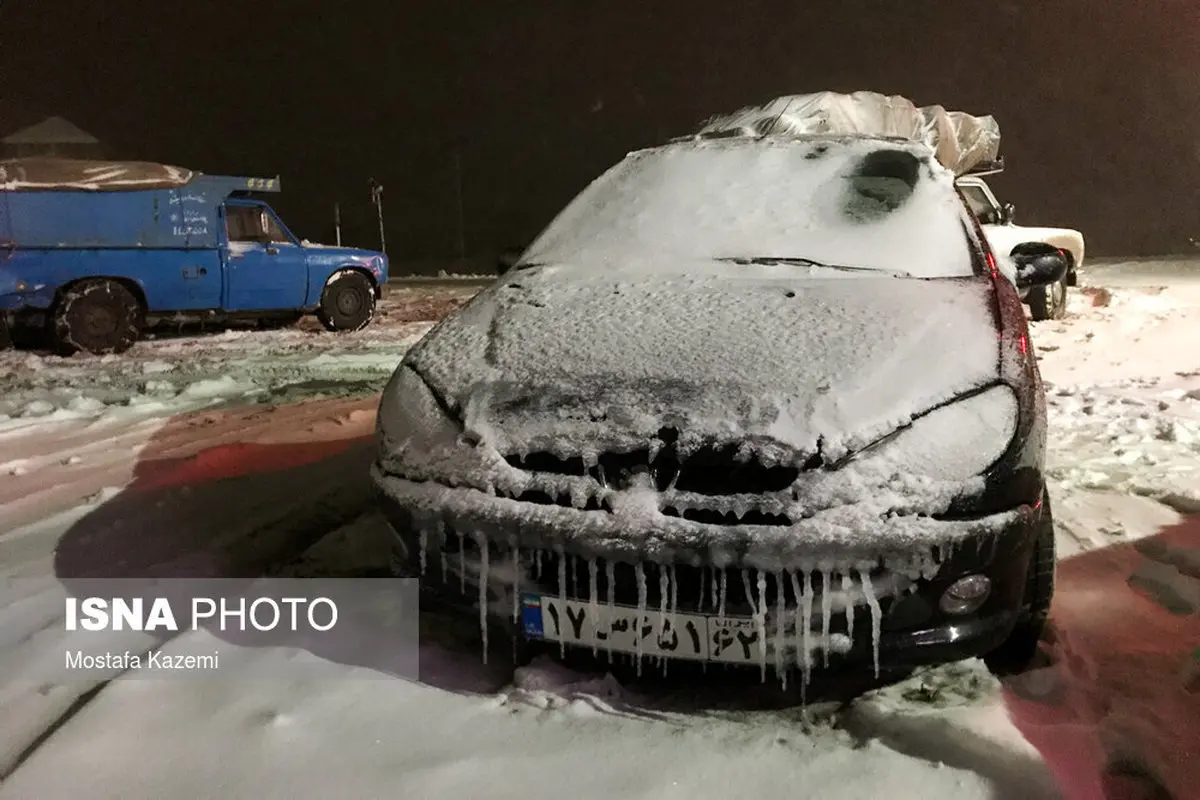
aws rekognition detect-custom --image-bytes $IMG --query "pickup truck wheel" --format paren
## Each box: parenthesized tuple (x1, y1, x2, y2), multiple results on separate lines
(317, 271, 376, 332)
(1027, 277, 1068, 321)
(53, 279, 143, 355)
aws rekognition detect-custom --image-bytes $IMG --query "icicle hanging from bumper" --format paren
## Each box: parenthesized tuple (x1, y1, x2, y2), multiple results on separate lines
(589, 557, 600, 656)
(557, 547, 568, 658)
(477, 534, 489, 664)
(635, 562, 647, 677)
(859, 567, 883, 679)
(820, 568, 833, 668)
(511, 546, 521, 623)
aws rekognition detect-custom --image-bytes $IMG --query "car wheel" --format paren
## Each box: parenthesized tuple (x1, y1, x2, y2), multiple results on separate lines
(317, 270, 376, 332)
(53, 279, 143, 355)
(1027, 277, 1068, 321)
(986, 493, 1056, 674)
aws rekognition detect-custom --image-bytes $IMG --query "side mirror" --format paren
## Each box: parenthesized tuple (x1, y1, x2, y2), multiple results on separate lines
(1000, 202, 1016, 224)
(1012, 243, 1068, 289)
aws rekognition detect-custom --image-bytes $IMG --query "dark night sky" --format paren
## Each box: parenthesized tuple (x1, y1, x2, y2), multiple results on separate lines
(4, 0, 1200, 260)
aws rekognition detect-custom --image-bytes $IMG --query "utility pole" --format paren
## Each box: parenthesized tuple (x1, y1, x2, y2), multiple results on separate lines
(369, 179, 386, 255)
(334, 202, 342, 246)
(453, 151, 466, 261)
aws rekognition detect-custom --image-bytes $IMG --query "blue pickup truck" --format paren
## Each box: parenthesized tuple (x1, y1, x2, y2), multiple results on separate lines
(0, 157, 388, 354)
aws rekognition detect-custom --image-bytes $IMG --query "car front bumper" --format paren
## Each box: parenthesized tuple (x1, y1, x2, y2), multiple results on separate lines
(372, 464, 1043, 670)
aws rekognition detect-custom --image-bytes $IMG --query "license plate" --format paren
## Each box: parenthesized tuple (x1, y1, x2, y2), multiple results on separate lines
(520, 593, 770, 664)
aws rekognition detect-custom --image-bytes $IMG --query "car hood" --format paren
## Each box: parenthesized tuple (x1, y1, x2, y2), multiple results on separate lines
(302, 243, 381, 260)
(981, 223, 1084, 258)
(403, 264, 1002, 461)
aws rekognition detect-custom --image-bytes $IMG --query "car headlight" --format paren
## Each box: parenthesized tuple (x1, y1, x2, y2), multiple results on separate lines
(852, 385, 1019, 482)
(376, 365, 472, 480)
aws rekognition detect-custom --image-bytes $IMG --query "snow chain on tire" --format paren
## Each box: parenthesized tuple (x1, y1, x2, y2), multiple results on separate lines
(53, 278, 143, 355)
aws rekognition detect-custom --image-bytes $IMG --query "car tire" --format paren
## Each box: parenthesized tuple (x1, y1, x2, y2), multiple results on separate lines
(52, 279, 143, 356)
(317, 270, 376, 332)
(986, 493, 1056, 674)
(1027, 251, 1073, 321)
(1027, 277, 1068, 321)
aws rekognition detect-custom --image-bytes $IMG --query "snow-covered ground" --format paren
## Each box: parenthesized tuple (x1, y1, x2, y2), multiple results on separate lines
(1033, 277, 1200, 554)
(0, 286, 478, 433)
(0, 268, 1197, 798)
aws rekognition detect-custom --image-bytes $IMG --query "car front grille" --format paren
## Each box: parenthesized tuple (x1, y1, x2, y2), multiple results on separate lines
(504, 443, 801, 495)
(660, 505, 791, 527)
(500, 487, 613, 513)
(501, 428, 815, 527)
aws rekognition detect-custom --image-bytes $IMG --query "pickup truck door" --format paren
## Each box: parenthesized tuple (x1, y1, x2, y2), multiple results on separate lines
(222, 204, 309, 311)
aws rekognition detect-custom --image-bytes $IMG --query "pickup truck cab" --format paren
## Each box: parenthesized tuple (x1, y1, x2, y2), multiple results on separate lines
(957, 174, 1084, 321)
(0, 157, 388, 354)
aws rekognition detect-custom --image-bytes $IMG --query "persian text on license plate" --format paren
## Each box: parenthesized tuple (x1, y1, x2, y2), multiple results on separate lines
(520, 593, 767, 664)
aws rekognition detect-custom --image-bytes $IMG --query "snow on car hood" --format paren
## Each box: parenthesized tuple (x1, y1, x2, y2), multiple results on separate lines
(402, 264, 1001, 463)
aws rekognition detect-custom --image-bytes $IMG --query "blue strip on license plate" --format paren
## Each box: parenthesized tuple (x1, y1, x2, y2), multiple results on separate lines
(520, 593, 545, 638)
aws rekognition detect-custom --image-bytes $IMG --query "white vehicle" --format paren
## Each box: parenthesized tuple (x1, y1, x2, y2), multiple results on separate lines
(957, 173, 1085, 321)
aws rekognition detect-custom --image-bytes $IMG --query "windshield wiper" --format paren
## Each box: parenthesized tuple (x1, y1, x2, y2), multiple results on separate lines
(716, 256, 913, 277)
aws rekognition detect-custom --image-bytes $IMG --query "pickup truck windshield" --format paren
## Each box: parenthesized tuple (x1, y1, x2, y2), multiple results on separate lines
(521, 138, 975, 279)
(959, 184, 999, 224)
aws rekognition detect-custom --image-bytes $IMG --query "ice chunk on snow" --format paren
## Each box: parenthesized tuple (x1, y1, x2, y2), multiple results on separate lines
(180, 376, 255, 398)
(66, 396, 106, 413)
(141, 360, 176, 375)
(20, 401, 55, 417)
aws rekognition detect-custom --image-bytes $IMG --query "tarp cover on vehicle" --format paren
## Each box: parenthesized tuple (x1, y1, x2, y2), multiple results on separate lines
(0, 157, 194, 191)
(695, 91, 1000, 175)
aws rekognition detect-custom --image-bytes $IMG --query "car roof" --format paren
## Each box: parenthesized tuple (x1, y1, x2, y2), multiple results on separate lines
(636, 133, 940, 170)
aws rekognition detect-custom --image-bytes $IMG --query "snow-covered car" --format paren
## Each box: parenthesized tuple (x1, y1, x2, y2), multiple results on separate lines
(957, 175, 1084, 321)
(371, 130, 1069, 681)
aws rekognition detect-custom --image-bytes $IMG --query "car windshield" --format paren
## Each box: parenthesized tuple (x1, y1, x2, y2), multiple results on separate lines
(521, 137, 976, 279)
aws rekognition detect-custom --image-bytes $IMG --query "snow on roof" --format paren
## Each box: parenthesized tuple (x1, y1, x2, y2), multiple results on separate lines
(0, 157, 194, 191)
(694, 91, 1000, 176)
(522, 135, 974, 279)
(2, 116, 99, 145)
